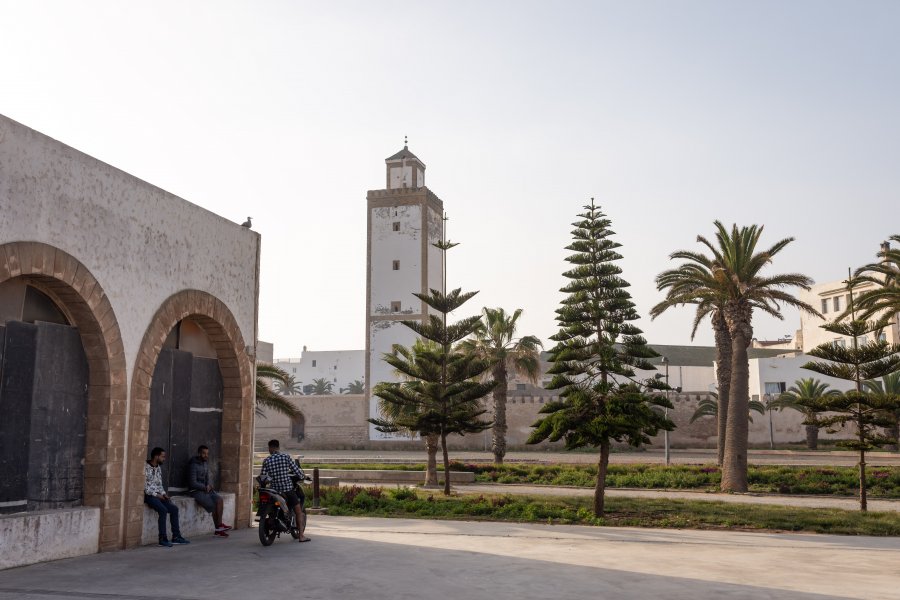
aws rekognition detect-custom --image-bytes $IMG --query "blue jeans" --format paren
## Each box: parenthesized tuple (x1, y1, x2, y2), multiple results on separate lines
(145, 495, 181, 540)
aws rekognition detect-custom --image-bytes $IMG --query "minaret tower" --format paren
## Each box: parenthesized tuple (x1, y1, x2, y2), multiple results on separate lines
(365, 140, 444, 440)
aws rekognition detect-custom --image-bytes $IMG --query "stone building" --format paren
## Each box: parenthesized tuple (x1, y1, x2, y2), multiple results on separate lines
(0, 114, 259, 569)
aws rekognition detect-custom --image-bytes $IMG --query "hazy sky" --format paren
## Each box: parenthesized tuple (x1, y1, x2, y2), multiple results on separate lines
(3, 1, 898, 357)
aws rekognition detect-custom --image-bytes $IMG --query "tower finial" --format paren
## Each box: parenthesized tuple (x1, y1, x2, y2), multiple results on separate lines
(404, 135, 408, 148)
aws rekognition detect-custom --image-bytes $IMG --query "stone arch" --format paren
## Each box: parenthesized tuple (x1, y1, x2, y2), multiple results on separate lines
(125, 290, 253, 547)
(0, 241, 127, 551)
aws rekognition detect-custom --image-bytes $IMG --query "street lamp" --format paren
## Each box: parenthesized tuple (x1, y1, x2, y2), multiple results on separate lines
(662, 356, 670, 466)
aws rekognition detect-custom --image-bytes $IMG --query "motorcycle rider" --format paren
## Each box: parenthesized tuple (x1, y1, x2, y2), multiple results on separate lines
(260, 439, 310, 542)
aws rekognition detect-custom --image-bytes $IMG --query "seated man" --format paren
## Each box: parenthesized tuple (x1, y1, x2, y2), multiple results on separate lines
(188, 445, 232, 537)
(260, 439, 309, 542)
(144, 447, 190, 547)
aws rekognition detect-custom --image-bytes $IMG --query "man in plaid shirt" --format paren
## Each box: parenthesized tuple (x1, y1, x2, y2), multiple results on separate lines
(260, 439, 309, 542)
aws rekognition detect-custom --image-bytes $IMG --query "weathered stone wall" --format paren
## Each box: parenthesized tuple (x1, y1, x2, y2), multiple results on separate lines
(256, 390, 849, 452)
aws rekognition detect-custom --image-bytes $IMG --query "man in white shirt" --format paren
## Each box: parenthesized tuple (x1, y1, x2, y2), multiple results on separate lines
(144, 447, 190, 547)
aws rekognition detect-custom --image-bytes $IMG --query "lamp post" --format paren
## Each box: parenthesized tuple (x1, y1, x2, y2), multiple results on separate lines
(662, 356, 670, 466)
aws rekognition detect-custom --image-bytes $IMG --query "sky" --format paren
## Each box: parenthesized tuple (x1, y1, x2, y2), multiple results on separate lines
(2, 1, 898, 357)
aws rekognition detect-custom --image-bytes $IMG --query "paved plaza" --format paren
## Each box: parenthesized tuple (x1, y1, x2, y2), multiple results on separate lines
(1, 516, 897, 600)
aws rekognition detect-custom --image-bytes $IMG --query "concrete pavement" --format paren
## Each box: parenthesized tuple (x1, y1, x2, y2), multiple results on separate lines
(1, 516, 898, 600)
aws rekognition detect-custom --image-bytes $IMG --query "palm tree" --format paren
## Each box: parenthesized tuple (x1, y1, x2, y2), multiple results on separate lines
(309, 377, 334, 395)
(341, 379, 365, 394)
(698, 222, 816, 492)
(864, 372, 900, 452)
(768, 378, 838, 450)
(275, 374, 303, 396)
(689, 393, 766, 424)
(852, 235, 900, 321)
(256, 363, 300, 418)
(652, 250, 732, 466)
(459, 307, 542, 464)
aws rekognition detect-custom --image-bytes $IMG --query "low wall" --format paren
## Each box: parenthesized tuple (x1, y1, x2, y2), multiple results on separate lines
(141, 493, 235, 545)
(0, 507, 100, 570)
(316, 470, 474, 483)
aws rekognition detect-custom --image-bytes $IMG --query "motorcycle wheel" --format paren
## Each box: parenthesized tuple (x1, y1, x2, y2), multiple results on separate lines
(258, 506, 278, 546)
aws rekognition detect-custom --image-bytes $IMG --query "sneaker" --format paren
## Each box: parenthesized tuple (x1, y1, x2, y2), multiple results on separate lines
(158, 538, 173, 548)
(214, 530, 229, 538)
(171, 536, 191, 545)
(215, 523, 233, 532)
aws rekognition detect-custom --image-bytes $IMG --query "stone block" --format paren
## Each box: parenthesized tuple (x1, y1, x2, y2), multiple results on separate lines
(140, 493, 235, 544)
(0, 507, 100, 570)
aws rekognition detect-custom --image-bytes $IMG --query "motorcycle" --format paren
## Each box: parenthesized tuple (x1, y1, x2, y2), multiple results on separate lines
(255, 473, 310, 546)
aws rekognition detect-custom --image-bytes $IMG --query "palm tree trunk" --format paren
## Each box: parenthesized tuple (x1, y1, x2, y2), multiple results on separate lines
(713, 311, 732, 467)
(441, 431, 451, 496)
(594, 439, 610, 517)
(492, 363, 508, 465)
(722, 308, 751, 493)
(424, 434, 439, 486)
(805, 424, 818, 450)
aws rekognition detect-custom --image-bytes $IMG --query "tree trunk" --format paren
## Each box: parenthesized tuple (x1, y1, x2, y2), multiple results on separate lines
(492, 363, 508, 465)
(722, 305, 751, 492)
(441, 431, 451, 496)
(859, 447, 867, 512)
(424, 434, 439, 487)
(805, 424, 818, 450)
(713, 311, 732, 467)
(594, 439, 610, 517)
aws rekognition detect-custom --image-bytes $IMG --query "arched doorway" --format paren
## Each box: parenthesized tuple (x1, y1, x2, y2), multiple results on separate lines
(0, 242, 126, 551)
(126, 290, 253, 547)
(148, 318, 224, 493)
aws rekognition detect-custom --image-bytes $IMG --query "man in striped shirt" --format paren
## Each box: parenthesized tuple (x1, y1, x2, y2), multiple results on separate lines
(260, 439, 309, 542)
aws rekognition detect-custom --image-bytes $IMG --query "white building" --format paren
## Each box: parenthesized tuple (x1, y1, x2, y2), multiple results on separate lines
(275, 348, 365, 394)
(365, 144, 444, 440)
(798, 242, 900, 353)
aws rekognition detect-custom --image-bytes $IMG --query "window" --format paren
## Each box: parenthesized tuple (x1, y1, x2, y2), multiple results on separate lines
(312, 360, 317, 367)
(392, 222, 400, 232)
(516, 383, 527, 391)
(833, 296, 841, 312)
(833, 339, 846, 349)
(821, 299, 828, 314)
(860, 336, 869, 345)
(334, 365, 338, 370)
(764, 382, 786, 395)
(879, 332, 888, 342)
(292, 368, 296, 374)
(392, 260, 400, 270)
(390, 301, 401, 313)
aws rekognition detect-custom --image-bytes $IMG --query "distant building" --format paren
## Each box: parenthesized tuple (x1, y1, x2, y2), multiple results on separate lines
(798, 241, 900, 353)
(275, 347, 364, 394)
